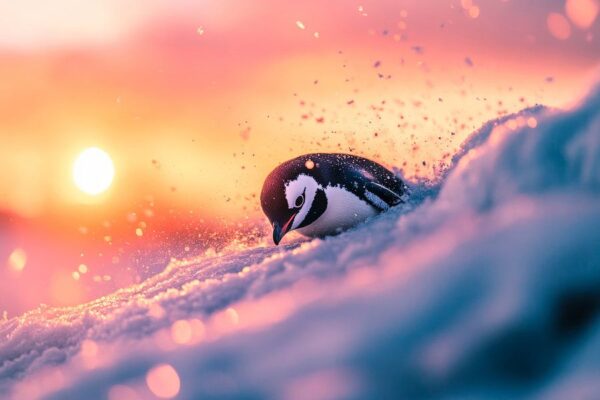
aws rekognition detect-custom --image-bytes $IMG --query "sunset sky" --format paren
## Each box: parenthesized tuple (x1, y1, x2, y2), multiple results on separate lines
(1, 0, 599, 315)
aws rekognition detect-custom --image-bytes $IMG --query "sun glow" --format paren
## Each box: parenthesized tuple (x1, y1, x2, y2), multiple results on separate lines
(73, 147, 115, 195)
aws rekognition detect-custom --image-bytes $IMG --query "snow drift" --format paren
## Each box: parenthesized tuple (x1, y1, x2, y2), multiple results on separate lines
(1, 81, 600, 399)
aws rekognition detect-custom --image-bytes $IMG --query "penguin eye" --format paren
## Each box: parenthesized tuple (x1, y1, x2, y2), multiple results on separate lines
(294, 194, 304, 208)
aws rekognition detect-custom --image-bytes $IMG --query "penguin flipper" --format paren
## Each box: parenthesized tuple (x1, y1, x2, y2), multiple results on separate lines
(363, 181, 404, 211)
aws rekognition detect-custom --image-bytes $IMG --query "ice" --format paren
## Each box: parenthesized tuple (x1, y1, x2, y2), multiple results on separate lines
(1, 80, 600, 399)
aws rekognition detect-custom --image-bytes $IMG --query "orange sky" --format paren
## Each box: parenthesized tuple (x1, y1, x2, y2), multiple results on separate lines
(1, 0, 599, 219)
(1, 0, 599, 314)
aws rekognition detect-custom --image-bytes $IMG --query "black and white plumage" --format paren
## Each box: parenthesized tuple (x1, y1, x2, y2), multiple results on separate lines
(260, 153, 408, 245)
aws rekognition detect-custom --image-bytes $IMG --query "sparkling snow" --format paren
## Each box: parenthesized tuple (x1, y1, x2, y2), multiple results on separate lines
(1, 81, 600, 399)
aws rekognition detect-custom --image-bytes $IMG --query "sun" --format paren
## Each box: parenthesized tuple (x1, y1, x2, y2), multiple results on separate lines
(73, 147, 115, 195)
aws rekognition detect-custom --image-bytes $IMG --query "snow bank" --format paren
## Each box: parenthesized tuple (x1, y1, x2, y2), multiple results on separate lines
(1, 82, 600, 399)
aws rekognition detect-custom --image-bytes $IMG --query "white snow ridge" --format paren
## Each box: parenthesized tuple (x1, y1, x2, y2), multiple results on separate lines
(2, 81, 600, 399)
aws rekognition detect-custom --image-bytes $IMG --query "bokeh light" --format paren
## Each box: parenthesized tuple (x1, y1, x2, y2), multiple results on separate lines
(170, 319, 193, 344)
(565, 0, 599, 29)
(547, 12, 572, 40)
(7, 248, 27, 272)
(145, 363, 181, 399)
(108, 384, 140, 400)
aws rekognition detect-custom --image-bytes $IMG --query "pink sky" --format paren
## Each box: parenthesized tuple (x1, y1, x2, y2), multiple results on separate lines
(1, 0, 599, 314)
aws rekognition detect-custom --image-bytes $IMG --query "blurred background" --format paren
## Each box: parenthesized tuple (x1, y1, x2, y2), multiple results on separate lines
(1, 0, 599, 316)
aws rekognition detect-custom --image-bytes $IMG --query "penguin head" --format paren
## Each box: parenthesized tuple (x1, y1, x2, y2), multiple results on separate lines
(261, 161, 328, 245)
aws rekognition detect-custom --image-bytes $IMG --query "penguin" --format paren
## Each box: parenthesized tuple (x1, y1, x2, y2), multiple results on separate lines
(260, 153, 408, 245)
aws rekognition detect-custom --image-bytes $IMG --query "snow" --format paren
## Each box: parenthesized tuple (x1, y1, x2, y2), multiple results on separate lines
(2, 82, 600, 399)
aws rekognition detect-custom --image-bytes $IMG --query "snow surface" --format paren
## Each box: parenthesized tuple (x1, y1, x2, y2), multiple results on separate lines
(1, 82, 600, 399)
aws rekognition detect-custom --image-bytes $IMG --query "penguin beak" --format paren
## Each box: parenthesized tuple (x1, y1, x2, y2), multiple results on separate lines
(273, 213, 296, 245)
